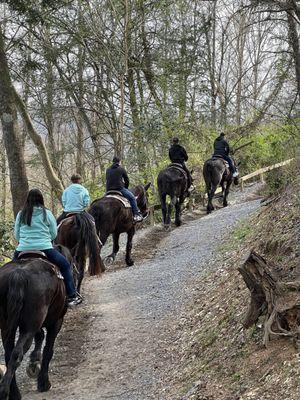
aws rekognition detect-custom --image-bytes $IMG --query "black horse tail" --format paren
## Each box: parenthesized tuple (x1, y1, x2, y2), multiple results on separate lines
(6, 269, 28, 339)
(75, 213, 105, 275)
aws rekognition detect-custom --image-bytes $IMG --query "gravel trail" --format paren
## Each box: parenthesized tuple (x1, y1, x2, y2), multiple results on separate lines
(11, 185, 262, 400)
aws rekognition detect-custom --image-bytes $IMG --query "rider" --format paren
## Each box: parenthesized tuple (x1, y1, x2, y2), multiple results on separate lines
(57, 173, 91, 224)
(13, 188, 82, 307)
(106, 156, 143, 223)
(213, 132, 239, 178)
(168, 137, 193, 192)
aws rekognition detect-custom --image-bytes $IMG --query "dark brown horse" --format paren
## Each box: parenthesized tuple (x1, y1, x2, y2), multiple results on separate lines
(0, 253, 68, 400)
(157, 165, 190, 229)
(56, 212, 105, 293)
(203, 157, 238, 214)
(88, 184, 151, 267)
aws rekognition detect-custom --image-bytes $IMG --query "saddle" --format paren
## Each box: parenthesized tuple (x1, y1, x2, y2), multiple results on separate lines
(17, 251, 64, 280)
(105, 191, 131, 208)
(212, 155, 230, 170)
(167, 163, 188, 178)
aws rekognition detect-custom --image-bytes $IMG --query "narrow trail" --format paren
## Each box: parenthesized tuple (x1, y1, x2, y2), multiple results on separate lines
(17, 185, 262, 400)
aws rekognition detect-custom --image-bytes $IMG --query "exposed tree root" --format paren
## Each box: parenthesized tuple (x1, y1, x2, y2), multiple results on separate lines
(238, 251, 300, 347)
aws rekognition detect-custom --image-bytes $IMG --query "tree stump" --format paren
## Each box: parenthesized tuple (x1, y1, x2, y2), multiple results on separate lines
(238, 251, 300, 347)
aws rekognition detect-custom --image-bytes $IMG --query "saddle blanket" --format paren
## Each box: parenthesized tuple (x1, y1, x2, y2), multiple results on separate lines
(212, 156, 229, 168)
(167, 163, 188, 178)
(18, 251, 64, 280)
(105, 194, 131, 208)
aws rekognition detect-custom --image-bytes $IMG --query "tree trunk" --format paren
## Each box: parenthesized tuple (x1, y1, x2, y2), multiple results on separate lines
(286, 3, 300, 97)
(0, 25, 29, 217)
(13, 86, 64, 200)
(239, 251, 300, 347)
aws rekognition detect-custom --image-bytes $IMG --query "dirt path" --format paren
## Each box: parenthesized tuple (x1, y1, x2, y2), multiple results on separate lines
(16, 185, 262, 400)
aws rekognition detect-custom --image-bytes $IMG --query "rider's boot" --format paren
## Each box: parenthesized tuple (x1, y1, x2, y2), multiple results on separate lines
(67, 292, 83, 307)
(133, 212, 143, 223)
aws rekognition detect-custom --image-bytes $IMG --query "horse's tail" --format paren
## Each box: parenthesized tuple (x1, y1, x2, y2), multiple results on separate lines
(6, 268, 28, 339)
(75, 213, 105, 275)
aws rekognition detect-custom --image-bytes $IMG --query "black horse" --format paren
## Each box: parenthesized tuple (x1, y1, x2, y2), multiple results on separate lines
(0, 252, 68, 400)
(157, 165, 190, 229)
(89, 184, 150, 267)
(56, 212, 105, 293)
(203, 157, 238, 214)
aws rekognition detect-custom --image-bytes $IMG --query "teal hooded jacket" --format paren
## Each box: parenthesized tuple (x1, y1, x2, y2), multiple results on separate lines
(14, 207, 57, 251)
(62, 183, 90, 212)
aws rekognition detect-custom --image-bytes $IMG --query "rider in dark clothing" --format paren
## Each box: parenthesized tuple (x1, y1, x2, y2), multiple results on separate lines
(213, 133, 238, 177)
(106, 157, 143, 222)
(168, 137, 193, 191)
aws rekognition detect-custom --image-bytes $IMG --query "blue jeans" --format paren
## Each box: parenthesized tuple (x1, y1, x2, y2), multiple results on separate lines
(13, 248, 76, 297)
(120, 188, 139, 215)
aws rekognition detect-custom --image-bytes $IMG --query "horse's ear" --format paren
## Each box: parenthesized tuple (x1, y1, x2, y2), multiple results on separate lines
(144, 182, 151, 191)
(190, 169, 194, 175)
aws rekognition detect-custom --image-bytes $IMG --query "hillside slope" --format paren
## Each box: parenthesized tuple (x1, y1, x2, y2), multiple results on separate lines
(169, 167, 300, 400)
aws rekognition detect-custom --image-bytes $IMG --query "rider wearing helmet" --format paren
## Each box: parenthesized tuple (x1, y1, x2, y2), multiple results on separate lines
(168, 137, 193, 192)
(213, 132, 239, 177)
(57, 174, 91, 224)
(13, 189, 82, 307)
(106, 157, 143, 222)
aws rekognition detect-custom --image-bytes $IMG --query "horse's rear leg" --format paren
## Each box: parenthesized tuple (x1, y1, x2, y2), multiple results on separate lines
(76, 252, 86, 294)
(0, 329, 20, 400)
(175, 200, 182, 227)
(125, 227, 135, 267)
(223, 180, 232, 207)
(107, 232, 120, 262)
(159, 193, 167, 225)
(0, 331, 34, 400)
(207, 184, 217, 214)
(37, 319, 63, 393)
(27, 329, 45, 379)
(166, 196, 176, 229)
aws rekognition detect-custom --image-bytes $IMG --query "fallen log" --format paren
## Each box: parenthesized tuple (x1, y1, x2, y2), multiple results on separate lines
(238, 251, 300, 347)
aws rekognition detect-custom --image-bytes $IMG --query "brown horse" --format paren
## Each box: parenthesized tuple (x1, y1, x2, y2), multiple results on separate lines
(88, 183, 151, 267)
(0, 252, 68, 400)
(203, 157, 238, 214)
(55, 212, 105, 293)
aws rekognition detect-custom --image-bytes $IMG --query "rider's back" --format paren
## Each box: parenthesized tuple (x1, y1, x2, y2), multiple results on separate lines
(169, 143, 188, 163)
(62, 183, 90, 212)
(213, 136, 230, 157)
(106, 164, 129, 191)
(14, 207, 57, 251)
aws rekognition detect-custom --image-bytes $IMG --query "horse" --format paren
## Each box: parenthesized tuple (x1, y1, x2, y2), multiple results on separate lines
(88, 183, 151, 267)
(203, 156, 238, 214)
(157, 164, 191, 229)
(55, 212, 105, 293)
(0, 250, 69, 400)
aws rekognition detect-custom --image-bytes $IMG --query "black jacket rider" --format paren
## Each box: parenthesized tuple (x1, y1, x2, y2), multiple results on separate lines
(169, 144, 188, 164)
(106, 162, 129, 191)
(213, 135, 230, 157)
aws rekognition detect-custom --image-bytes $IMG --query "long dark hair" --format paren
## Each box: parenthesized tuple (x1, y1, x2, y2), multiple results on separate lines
(20, 189, 47, 226)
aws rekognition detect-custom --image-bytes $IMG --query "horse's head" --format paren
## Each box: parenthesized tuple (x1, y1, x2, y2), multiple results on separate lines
(133, 183, 151, 218)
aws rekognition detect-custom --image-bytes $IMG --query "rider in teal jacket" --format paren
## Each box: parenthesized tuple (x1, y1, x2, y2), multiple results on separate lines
(57, 174, 91, 224)
(13, 188, 82, 307)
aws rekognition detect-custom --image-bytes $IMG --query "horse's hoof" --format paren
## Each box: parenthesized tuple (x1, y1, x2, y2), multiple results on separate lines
(223, 202, 228, 207)
(175, 220, 182, 227)
(26, 362, 41, 379)
(104, 256, 114, 266)
(164, 224, 171, 231)
(126, 260, 134, 267)
(38, 379, 51, 392)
